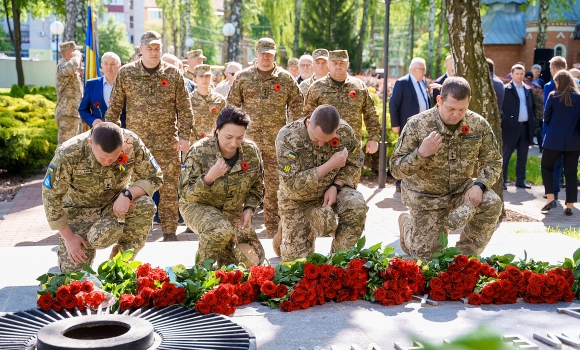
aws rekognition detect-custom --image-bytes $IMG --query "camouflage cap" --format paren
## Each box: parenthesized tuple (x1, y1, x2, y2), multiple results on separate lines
(187, 49, 207, 60)
(194, 64, 212, 76)
(255, 38, 276, 55)
(134, 46, 141, 56)
(287, 57, 299, 66)
(141, 30, 162, 46)
(59, 41, 82, 51)
(312, 49, 329, 61)
(329, 50, 349, 61)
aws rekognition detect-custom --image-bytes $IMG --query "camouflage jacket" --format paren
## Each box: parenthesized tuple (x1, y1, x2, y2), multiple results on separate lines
(390, 107, 502, 210)
(183, 70, 195, 82)
(104, 59, 194, 150)
(227, 63, 303, 146)
(303, 74, 381, 142)
(42, 130, 164, 230)
(55, 54, 83, 117)
(178, 137, 264, 214)
(298, 75, 317, 96)
(189, 89, 226, 141)
(276, 118, 364, 203)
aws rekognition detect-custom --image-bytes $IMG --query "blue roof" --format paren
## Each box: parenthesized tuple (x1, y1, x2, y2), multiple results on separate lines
(525, 1, 578, 22)
(481, 0, 525, 5)
(482, 11, 526, 44)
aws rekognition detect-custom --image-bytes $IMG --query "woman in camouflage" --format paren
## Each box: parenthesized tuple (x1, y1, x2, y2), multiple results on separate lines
(178, 106, 265, 267)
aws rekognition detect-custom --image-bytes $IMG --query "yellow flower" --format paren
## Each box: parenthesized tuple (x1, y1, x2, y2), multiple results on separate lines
(422, 265, 429, 271)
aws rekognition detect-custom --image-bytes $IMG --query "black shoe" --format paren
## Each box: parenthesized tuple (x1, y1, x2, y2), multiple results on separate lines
(541, 200, 557, 212)
(543, 195, 558, 200)
(162, 233, 179, 241)
(560, 182, 566, 188)
(516, 183, 532, 189)
(184, 227, 193, 233)
(396, 184, 401, 192)
(565, 208, 573, 216)
(503, 183, 507, 190)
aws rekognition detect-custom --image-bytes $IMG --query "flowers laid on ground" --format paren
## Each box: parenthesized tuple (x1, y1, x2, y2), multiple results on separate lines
(37, 235, 580, 316)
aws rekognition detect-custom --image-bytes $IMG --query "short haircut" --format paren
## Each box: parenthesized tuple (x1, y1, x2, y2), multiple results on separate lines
(214, 106, 251, 135)
(549, 56, 567, 70)
(91, 122, 123, 153)
(511, 64, 525, 73)
(440, 77, 471, 101)
(445, 55, 453, 62)
(486, 58, 495, 73)
(310, 104, 340, 134)
(409, 57, 426, 71)
(161, 53, 182, 70)
(101, 52, 121, 65)
(531, 64, 542, 71)
(226, 61, 242, 73)
(299, 55, 314, 63)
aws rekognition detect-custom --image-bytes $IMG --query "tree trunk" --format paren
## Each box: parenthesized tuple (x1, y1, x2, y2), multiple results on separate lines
(435, 0, 445, 78)
(185, 0, 191, 57)
(354, 0, 370, 73)
(428, 0, 435, 77)
(227, 0, 241, 62)
(293, 0, 302, 57)
(171, 0, 177, 53)
(9, 0, 23, 86)
(536, 0, 548, 48)
(179, 0, 186, 57)
(408, 0, 415, 66)
(352, 0, 359, 37)
(63, 0, 80, 42)
(446, 0, 503, 201)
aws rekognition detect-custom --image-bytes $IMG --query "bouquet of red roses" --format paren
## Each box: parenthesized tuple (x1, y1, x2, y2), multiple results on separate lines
(372, 257, 425, 306)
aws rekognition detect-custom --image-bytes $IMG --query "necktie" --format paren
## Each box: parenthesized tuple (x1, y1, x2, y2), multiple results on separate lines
(417, 80, 428, 111)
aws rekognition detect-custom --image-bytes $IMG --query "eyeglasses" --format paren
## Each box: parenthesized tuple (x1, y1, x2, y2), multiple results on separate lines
(299, 64, 313, 68)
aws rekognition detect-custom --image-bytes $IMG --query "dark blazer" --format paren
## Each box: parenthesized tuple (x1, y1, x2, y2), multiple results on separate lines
(79, 76, 126, 128)
(432, 73, 447, 101)
(501, 81, 536, 144)
(491, 74, 505, 113)
(543, 91, 580, 151)
(389, 74, 432, 130)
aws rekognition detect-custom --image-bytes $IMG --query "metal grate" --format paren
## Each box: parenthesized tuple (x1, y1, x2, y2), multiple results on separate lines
(0, 305, 256, 350)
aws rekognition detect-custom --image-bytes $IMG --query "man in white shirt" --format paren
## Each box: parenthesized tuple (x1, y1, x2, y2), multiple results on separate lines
(214, 62, 242, 98)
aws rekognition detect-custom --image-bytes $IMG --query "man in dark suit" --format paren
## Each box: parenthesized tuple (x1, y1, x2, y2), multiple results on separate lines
(390, 57, 432, 192)
(486, 58, 505, 114)
(501, 63, 537, 189)
(431, 55, 455, 101)
(79, 52, 126, 128)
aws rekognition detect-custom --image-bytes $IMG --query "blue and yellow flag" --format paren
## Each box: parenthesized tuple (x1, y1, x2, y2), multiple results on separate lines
(85, 1, 100, 82)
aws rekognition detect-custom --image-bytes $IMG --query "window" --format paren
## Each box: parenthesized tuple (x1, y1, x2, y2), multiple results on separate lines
(103, 0, 123, 5)
(102, 12, 125, 24)
(148, 8, 162, 20)
(554, 44, 566, 57)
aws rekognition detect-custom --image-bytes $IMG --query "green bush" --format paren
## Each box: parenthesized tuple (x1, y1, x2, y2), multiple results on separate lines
(0, 94, 57, 176)
(5, 85, 57, 101)
(9, 84, 24, 98)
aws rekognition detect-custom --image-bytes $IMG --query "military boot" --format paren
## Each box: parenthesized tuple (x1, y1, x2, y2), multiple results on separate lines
(273, 223, 282, 257)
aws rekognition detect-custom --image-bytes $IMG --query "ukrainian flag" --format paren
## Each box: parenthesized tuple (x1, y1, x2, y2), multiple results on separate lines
(84, 1, 100, 82)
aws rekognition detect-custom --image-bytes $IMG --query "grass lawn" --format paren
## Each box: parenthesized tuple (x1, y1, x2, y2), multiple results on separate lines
(546, 225, 580, 239)
(506, 153, 580, 185)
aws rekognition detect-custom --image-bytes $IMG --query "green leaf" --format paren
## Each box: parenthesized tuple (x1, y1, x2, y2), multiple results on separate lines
(83, 264, 96, 275)
(121, 249, 134, 262)
(439, 232, 448, 249)
(573, 247, 580, 264)
(128, 261, 142, 269)
(36, 274, 49, 284)
(369, 242, 382, 252)
(356, 236, 366, 251)
(332, 254, 345, 266)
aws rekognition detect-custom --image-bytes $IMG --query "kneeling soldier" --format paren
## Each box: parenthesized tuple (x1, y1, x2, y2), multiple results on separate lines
(42, 122, 163, 272)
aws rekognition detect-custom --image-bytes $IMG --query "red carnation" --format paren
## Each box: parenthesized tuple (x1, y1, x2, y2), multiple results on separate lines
(69, 281, 82, 295)
(275, 284, 288, 298)
(273, 84, 282, 92)
(196, 301, 211, 314)
(461, 125, 470, 135)
(81, 281, 94, 293)
(52, 298, 62, 312)
(241, 161, 249, 172)
(161, 79, 169, 87)
(279, 300, 293, 312)
(56, 285, 71, 301)
(94, 102, 101, 108)
(261, 281, 277, 296)
(37, 293, 53, 311)
(349, 90, 356, 98)
(211, 107, 218, 113)
(329, 137, 339, 147)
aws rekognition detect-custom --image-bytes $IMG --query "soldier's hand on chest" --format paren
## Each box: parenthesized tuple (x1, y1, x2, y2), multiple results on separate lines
(204, 158, 229, 185)
(418, 131, 443, 158)
(326, 148, 348, 170)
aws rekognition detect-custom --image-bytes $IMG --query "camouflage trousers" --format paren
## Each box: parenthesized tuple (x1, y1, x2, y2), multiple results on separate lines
(58, 196, 156, 272)
(180, 202, 265, 267)
(55, 114, 80, 145)
(151, 148, 180, 235)
(402, 189, 502, 261)
(279, 187, 368, 262)
(261, 149, 280, 238)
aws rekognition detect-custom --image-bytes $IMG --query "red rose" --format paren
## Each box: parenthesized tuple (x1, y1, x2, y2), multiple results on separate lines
(450, 271, 463, 283)
(94, 102, 101, 108)
(275, 284, 288, 298)
(241, 161, 249, 172)
(320, 277, 332, 288)
(132, 295, 145, 308)
(162, 282, 178, 298)
(80, 281, 94, 293)
(542, 285, 556, 297)
(151, 268, 167, 282)
(336, 290, 349, 302)
(325, 288, 336, 300)
(563, 290, 575, 302)
(63, 295, 77, 310)
(334, 266, 346, 278)
(161, 79, 169, 87)
(139, 287, 155, 300)
(304, 262, 320, 280)
(450, 290, 463, 301)
(76, 295, 86, 311)
(37, 293, 53, 310)
(430, 289, 447, 301)
(196, 301, 211, 314)
(525, 295, 543, 304)
(332, 279, 343, 291)
(136, 263, 152, 277)
(300, 300, 311, 309)
(69, 281, 82, 295)
(505, 265, 523, 281)
(430, 277, 443, 290)
(211, 107, 218, 113)
(453, 255, 469, 268)
(481, 294, 493, 304)
(545, 273, 558, 286)
(526, 283, 542, 297)
(319, 264, 333, 277)
(349, 258, 364, 270)
(52, 298, 62, 311)
(273, 84, 282, 92)
(279, 300, 293, 312)
(91, 291, 105, 307)
(467, 259, 481, 270)
(232, 269, 243, 284)
(381, 298, 395, 306)
(212, 304, 225, 314)
(120, 294, 135, 312)
(461, 125, 470, 135)
(202, 291, 218, 305)
(290, 289, 307, 303)
(318, 296, 326, 305)
(56, 286, 71, 301)
(261, 281, 277, 296)
(215, 270, 228, 284)
(329, 137, 340, 147)
(439, 272, 450, 283)
(374, 287, 387, 302)
(349, 90, 356, 98)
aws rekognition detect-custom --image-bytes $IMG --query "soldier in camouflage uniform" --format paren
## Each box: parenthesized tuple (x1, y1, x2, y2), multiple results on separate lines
(105, 30, 194, 241)
(189, 64, 226, 143)
(179, 106, 265, 267)
(42, 122, 163, 272)
(287, 57, 300, 79)
(55, 41, 84, 145)
(228, 37, 303, 238)
(128, 46, 141, 63)
(184, 49, 207, 81)
(299, 49, 329, 96)
(276, 104, 368, 262)
(390, 77, 503, 261)
(303, 50, 381, 155)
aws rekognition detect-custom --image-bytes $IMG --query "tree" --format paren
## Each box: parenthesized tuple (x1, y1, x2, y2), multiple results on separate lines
(262, 0, 294, 58)
(353, 0, 371, 73)
(0, 25, 13, 52)
(293, 0, 302, 57)
(63, 0, 81, 42)
(98, 16, 133, 63)
(435, 0, 446, 77)
(427, 0, 435, 76)
(536, 0, 548, 48)
(446, 0, 503, 200)
(225, 0, 242, 62)
(190, 0, 221, 63)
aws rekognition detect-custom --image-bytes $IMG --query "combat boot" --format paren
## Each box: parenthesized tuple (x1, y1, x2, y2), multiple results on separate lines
(273, 223, 282, 257)
(398, 213, 410, 254)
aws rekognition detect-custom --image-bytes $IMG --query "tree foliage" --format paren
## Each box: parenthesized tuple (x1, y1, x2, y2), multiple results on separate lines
(98, 16, 133, 63)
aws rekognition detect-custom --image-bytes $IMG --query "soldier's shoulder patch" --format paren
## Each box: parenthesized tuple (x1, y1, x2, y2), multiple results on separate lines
(350, 145, 358, 155)
(287, 151, 297, 160)
(150, 156, 160, 170)
(281, 163, 292, 174)
(43, 173, 52, 189)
